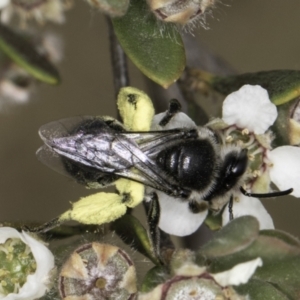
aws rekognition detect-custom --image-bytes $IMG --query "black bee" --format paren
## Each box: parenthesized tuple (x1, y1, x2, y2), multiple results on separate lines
(37, 99, 292, 237)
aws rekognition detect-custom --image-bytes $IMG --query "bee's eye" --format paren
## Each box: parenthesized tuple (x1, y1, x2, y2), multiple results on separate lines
(221, 149, 248, 191)
(231, 149, 248, 177)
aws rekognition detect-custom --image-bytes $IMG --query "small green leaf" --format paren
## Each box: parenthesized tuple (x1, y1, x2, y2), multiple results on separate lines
(236, 279, 291, 300)
(111, 214, 160, 265)
(141, 266, 168, 292)
(260, 229, 300, 247)
(206, 70, 300, 105)
(112, 0, 185, 88)
(199, 216, 259, 258)
(204, 209, 223, 231)
(0, 24, 60, 85)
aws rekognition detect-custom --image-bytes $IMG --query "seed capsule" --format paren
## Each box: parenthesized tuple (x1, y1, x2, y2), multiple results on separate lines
(58, 242, 137, 300)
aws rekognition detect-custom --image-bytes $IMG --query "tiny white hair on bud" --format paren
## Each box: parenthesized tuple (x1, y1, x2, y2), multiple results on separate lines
(147, 0, 216, 28)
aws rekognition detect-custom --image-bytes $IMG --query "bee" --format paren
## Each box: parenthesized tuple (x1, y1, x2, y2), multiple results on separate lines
(37, 99, 292, 237)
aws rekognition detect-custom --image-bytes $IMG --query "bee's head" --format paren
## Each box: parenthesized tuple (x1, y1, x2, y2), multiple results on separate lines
(205, 147, 248, 201)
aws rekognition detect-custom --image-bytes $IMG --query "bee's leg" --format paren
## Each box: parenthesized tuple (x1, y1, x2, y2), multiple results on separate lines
(159, 99, 182, 127)
(147, 192, 162, 262)
(146, 191, 175, 265)
(228, 195, 234, 221)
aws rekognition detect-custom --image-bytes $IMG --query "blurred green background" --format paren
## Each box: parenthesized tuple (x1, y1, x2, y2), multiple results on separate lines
(0, 0, 299, 237)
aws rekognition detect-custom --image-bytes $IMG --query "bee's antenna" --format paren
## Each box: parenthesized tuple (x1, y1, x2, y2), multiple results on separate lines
(240, 187, 293, 198)
(159, 99, 182, 127)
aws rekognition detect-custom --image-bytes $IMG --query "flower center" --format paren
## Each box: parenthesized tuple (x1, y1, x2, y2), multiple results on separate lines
(0, 238, 36, 296)
(95, 277, 107, 289)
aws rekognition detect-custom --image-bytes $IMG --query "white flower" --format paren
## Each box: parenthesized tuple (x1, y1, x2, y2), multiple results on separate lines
(0, 227, 55, 300)
(222, 85, 278, 134)
(221, 84, 300, 228)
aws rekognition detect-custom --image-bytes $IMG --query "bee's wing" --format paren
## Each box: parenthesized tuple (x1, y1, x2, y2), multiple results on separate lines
(124, 128, 197, 157)
(37, 116, 122, 188)
(38, 116, 196, 196)
(37, 116, 95, 178)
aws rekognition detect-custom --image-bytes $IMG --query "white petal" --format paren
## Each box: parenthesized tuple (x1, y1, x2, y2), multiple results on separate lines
(268, 146, 300, 197)
(222, 195, 274, 230)
(151, 112, 196, 130)
(222, 85, 278, 134)
(0, 227, 23, 243)
(0, 228, 55, 300)
(0, 0, 9, 9)
(212, 257, 263, 286)
(155, 190, 208, 236)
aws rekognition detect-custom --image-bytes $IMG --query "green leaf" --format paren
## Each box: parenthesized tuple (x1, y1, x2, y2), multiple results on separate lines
(207, 70, 300, 105)
(260, 229, 300, 247)
(111, 214, 160, 265)
(0, 24, 60, 85)
(204, 209, 223, 231)
(141, 266, 168, 292)
(236, 279, 291, 300)
(112, 0, 185, 88)
(199, 216, 259, 258)
(207, 231, 300, 299)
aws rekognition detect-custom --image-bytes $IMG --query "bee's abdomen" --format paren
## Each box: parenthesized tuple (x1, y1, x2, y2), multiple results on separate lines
(156, 139, 216, 190)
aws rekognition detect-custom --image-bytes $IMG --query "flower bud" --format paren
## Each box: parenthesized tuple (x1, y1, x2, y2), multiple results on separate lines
(147, 0, 215, 25)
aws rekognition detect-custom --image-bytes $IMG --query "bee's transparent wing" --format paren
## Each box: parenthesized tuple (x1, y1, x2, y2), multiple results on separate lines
(37, 144, 68, 177)
(37, 116, 121, 188)
(38, 117, 186, 194)
(39, 116, 94, 141)
(37, 116, 94, 178)
(124, 128, 197, 158)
